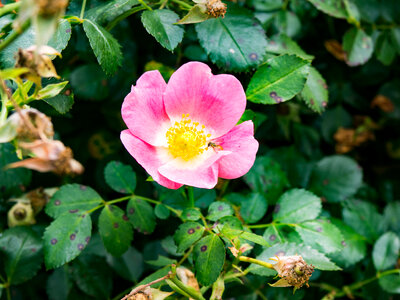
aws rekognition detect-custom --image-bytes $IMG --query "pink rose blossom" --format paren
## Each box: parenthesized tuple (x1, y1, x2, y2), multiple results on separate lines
(120, 61, 258, 189)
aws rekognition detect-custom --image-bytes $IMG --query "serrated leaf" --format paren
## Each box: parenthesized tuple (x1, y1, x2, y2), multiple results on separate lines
(307, 0, 348, 19)
(372, 232, 400, 271)
(250, 242, 341, 277)
(273, 189, 322, 224)
(343, 199, 384, 241)
(240, 193, 268, 224)
(106, 247, 144, 281)
(104, 161, 136, 194)
(46, 267, 71, 300)
(43, 93, 74, 114)
(329, 218, 367, 268)
(265, 34, 314, 60)
(141, 9, 184, 51)
(174, 222, 204, 253)
(308, 155, 362, 203)
(0, 227, 43, 284)
(72, 254, 112, 299)
(46, 184, 103, 219)
(193, 235, 226, 286)
(246, 54, 310, 104)
(295, 219, 343, 254)
(263, 225, 285, 246)
(86, 0, 140, 24)
(99, 205, 133, 256)
(48, 19, 72, 53)
(300, 66, 328, 113)
(127, 197, 156, 234)
(37, 81, 69, 99)
(195, 4, 267, 71)
(244, 156, 289, 204)
(44, 213, 92, 269)
(342, 28, 373, 66)
(207, 201, 234, 221)
(83, 19, 122, 75)
(221, 226, 269, 247)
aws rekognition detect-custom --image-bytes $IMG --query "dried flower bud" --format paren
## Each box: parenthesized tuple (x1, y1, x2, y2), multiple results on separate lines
(371, 94, 395, 113)
(127, 287, 152, 300)
(270, 255, 314, 289)
(8, 201, 36, 227)
(334, 127, 375, 154)
(37, 0, 69, 17)
(6, 140, 84, 176)
(324, 40, 347, 61)
(8, 108, 54, 142)
(177, 267, 200, 292)
(205, 0, 227, 18)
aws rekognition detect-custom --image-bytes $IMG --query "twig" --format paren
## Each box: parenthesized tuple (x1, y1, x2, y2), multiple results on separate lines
(121, 273, 172, 300)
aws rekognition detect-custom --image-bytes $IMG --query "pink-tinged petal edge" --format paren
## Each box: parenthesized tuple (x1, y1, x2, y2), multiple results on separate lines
(163, 62, 246, 138)
(213, 121, 259, 179)
(121, 70, 170, 146)
(120, 130, 182, 189)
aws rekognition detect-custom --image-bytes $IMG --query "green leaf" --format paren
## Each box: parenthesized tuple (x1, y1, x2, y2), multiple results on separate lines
(104, 161, 136, 194)
(244, 156, 289, 204)
(329, 218, 367, 268)
(273, 10, 301, 38)
(308, 155, 363, 203)
(72, 254, 112, 299)
(265, 34, 314, 60)
(181, 208, 202, 221)
(83, 19, 123, 75)
(146, 255, 177, 267)
(106, 247, 144, 282)
(0, 27, 35, 68)
(99, 205, 133, 256)
(174, 222, 205, 253)
(342, 28, 373, 66)
(136, 266, 171, 288)
(194, 188, 216, 209)
(383, 202, 400, 235)
(239, 193, 268, 224)
(273, 189, 322, 224)
(86, 0, 140, 24)
(141, 9, 184, 51)
(263, 225, 285, 246)
(195, 4, 267, 71)
(45, 184, 103, 219)
(251, 242, 341, 277)
(306, 0, 348, 19)
(207, 201, 234, 221)
(379, 273, 400, 294)
(221, 226, 269, 247)
(155, 203, 170, 219)
(162, 235, 184, 256)
(0, 117, 18, 143)
(43, 213, 92, 269)
(37, 81, 69, 99)
(295, 219, 343, 254)
(238, 109, 268, 130)
(193, 234, 226, 286)
(0, 227, 42, 284)
(300, 66, 328, 113)
(48, 19, 72, 53)
(375, 32, 397, 66)
(342, 199, 384, 241)
(43, 93, 74, 114)
(127, 197, 156, 234)
(46, 267, 71, 300)
(177, 5, 211, 24)
(69, 64, 109, 100)
(246, 54, 310, 104)
(372, 232, 400, 271)
(390, 28, 400, 55)
(0, 143, 32, 198)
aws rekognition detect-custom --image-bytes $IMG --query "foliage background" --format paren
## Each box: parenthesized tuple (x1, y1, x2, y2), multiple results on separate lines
(1, 0, 400, 299)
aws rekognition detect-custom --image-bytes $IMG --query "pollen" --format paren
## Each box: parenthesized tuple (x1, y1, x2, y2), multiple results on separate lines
(166, 114, 208, 160)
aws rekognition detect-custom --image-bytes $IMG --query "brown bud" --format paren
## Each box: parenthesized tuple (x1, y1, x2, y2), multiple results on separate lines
(37, 0, 69, 17)
(270, 255, 314, 289)
(8, 202, 36, 227)
(206, 0, 227, 18)
(324, 40, 347, 61)
(371, 94, 395, 113)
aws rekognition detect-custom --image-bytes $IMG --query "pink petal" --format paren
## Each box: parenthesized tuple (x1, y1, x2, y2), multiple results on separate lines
(120, 130, 182, 189)
(213, 121, 259, 179)
(158, 150, 229, 189)
(121, 71, 171, 146)
(163, 62, 246, 138)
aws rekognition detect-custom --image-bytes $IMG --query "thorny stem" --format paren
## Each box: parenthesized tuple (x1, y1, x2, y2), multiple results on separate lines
(80, 0, 87, 19)
(0, 2, 21, 17)
(121, 272, 172, 300)
(0, 19, 30, 52)
(138, 0, 153, 11)
(238, 256, 274, 270)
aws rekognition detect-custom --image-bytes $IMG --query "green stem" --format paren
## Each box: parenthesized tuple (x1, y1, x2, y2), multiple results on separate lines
(138, 0, 153, 11)
(187, 186, 195, 207)
(0, 19, 30, 52)
(6, 285, 11, 300)
(107, 195, 132, 205)
(170, 0, 192, 10)
(282, 0, 289, 10)
(247, 222, 297, 229)
(134, 195, 181, 216)
(0, 2, 21, 17)
(80, 0, 87, 19)
(168, 276, 206, 300)
(0, 87, 8, 125)
(106, 6, 147, 31)
(177, 246, 193, 266)
(238, 256, 274, 270)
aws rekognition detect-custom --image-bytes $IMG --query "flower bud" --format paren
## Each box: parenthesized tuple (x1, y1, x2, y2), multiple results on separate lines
(8, 202, 36, 227)
(206, 0, 226, 18)
(269, 255, 314, 289)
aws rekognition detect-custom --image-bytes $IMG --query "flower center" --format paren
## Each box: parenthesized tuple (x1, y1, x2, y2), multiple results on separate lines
(166, 114, 211, 161)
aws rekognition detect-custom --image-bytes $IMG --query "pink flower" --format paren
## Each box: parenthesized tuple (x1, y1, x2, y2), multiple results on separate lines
(120, 62, 258, 189)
